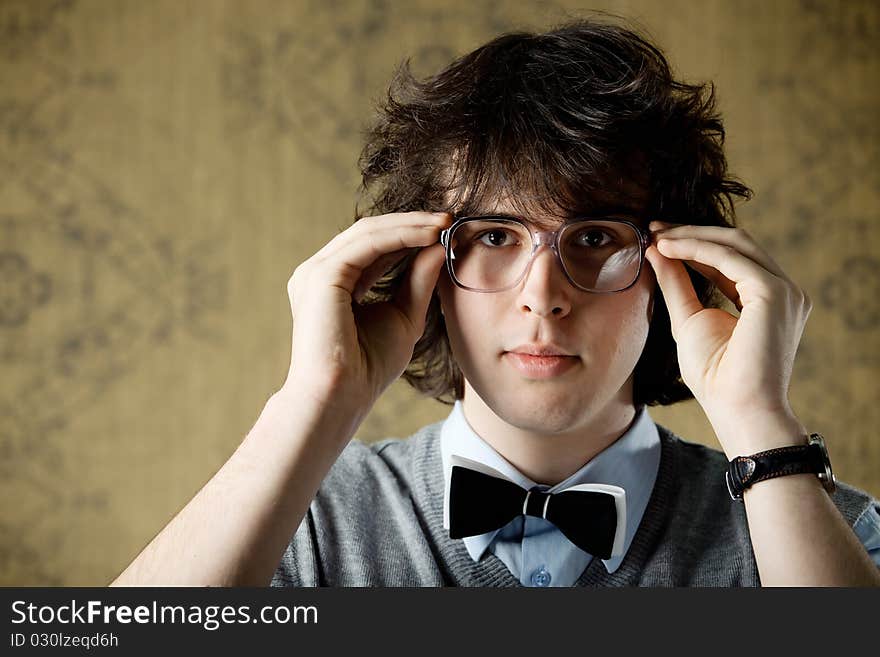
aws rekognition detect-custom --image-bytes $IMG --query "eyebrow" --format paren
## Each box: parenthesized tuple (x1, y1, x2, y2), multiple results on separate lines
(461, 206, 647, 227)
(569, 200, 649, 224)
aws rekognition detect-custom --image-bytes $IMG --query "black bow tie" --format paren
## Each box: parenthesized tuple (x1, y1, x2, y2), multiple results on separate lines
(447, 464, 623, 559)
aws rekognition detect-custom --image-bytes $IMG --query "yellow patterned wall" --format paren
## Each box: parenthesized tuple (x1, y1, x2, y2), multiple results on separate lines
(2, 0, 878, 585)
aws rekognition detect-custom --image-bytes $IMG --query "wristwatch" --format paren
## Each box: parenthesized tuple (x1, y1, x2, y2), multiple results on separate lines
(725, 432, 836, 501)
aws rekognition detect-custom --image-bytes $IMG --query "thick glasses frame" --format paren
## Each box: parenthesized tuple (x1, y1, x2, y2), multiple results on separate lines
(439, 215, 654, 294)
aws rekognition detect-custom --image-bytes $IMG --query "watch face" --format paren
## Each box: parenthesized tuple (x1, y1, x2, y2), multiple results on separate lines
(808, 433, 836, 494)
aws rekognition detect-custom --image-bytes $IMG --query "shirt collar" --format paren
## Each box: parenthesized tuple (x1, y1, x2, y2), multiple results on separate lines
(440, 399, 661, 574)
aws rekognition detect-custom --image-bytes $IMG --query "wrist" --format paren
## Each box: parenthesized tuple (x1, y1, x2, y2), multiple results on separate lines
(263, 384, 367, 456)
(710, 408, 808, 459)
(277, 372, 374, 424)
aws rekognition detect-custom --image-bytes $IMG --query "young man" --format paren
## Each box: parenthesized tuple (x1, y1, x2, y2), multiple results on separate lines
(112, 19, 880, 587)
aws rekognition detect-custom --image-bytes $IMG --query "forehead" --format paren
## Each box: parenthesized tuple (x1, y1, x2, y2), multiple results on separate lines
(461, 193, 649, 230)
(438, 145, 651, 228)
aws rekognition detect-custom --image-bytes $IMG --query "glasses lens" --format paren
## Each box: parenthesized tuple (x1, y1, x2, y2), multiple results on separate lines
(559, 220, 641, 292)
(448, 219, 532, 291)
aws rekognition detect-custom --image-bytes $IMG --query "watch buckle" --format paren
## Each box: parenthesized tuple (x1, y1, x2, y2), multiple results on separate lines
(725, 470, 743, 502)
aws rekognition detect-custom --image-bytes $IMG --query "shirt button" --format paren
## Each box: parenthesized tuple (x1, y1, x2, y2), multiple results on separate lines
(530, 566, 552, 587)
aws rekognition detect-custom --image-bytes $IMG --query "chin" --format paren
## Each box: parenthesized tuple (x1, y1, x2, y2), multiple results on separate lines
(482, 384, 599, 436)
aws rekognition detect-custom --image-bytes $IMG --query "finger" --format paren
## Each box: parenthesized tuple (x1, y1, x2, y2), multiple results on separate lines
(315, 211, 450, 262)
(316, 223, 448, 295)
(674, 258, 742, 311)
(392, 242, 447, 335)
(352, 247, 417, 303)
(644, 245, 704, 335)
(649, 222, 787, 280)
(655, 236, 784, 305)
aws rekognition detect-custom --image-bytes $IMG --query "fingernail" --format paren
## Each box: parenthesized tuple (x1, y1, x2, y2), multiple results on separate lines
(650, 221, 683, 232)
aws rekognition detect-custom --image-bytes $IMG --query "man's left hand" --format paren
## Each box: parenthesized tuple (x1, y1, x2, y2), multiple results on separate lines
(644, 220, 813, 458)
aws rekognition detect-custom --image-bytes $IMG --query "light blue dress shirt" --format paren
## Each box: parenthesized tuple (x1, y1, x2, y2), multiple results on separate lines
(440, 400, 880, 586)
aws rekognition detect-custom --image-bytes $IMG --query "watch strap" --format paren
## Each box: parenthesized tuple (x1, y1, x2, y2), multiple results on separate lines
(725, 439, 827, 500)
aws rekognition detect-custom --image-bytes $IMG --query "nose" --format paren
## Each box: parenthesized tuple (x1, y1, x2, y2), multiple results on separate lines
(515, 246, 573, 318)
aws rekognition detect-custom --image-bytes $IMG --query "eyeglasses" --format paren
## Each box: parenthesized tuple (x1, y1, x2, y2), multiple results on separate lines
(439, 215, 652, 293)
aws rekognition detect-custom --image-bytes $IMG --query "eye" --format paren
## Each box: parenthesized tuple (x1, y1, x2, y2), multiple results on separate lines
(574, 228, 614, 248)
(476, 228, 516, 247)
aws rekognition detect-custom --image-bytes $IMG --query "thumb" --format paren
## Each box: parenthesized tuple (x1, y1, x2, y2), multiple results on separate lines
(645, 244, 702, 339)
(394, 243, 447, 335)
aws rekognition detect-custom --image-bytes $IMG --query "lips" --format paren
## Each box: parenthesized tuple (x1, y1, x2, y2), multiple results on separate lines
(504, 348, 580, 379)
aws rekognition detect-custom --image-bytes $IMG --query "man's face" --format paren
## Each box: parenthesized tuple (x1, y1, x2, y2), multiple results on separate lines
(436, 198, 657, 436)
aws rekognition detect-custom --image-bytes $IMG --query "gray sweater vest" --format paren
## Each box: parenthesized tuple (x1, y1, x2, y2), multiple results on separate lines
(271, 421, 876, 587)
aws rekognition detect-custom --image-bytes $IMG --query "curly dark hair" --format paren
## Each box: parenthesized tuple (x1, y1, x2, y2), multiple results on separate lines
(355, 17, 751, 407)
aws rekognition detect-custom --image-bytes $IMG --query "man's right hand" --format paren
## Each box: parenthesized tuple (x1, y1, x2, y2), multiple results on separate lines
(109, 211, 453, 586)
(281, 211, 452, 423)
